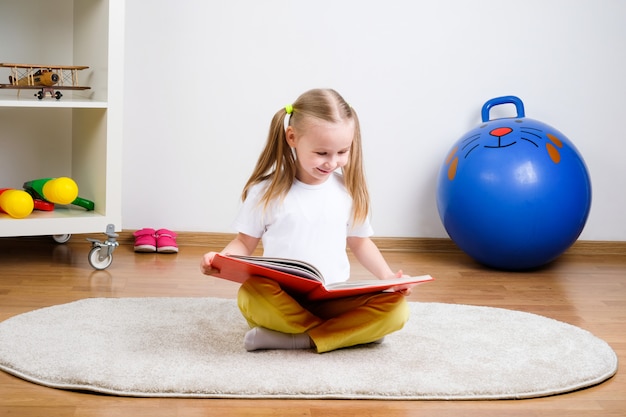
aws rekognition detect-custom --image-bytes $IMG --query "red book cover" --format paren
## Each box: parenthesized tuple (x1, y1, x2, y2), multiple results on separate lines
(209, 254, 434, 301)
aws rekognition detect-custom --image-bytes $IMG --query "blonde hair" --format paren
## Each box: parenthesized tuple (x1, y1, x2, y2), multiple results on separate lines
(242, 88, 370, 224)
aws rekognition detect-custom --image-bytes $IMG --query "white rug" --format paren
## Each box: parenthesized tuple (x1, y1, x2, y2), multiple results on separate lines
(0, 297, 617, 400)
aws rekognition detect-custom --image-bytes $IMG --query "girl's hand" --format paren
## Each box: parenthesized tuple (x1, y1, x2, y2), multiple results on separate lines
(200, 233, 260, 275)
(391, 270, 413, 296)
(200, 251, 219, 275)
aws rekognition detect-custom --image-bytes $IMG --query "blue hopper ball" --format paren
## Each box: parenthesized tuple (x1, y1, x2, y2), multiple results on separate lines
(436, 96, 591, 270)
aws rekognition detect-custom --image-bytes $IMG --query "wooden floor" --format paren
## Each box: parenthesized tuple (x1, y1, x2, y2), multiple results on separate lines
(0, 235, 624, 417)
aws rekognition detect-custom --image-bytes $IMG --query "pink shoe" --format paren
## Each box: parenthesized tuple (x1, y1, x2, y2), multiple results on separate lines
(133, 228, 157, 252)
(156, 229, 178, 253)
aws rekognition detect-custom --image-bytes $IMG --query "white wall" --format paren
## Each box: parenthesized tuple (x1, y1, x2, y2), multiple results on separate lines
(123, 0, 626, 241)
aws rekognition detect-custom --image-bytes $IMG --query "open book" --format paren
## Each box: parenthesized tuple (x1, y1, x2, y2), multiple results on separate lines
(209, 254, 434, 301)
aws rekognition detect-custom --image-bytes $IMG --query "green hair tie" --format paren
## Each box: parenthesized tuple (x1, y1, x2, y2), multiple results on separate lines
(285, 104, 294, 114)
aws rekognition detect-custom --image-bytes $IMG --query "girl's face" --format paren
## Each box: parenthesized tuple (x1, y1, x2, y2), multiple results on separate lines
(286, 118, 354, 185)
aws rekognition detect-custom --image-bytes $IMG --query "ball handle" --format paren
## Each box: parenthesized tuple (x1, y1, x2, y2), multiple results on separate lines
(481, 96, 525, 122)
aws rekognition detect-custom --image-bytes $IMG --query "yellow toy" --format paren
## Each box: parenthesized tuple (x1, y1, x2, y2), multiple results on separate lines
(0, 188, 34, 219)
(23, 177, 95, 210)
(23, 177, 79, 205)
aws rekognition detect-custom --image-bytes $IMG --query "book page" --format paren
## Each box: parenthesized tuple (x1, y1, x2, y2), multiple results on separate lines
(324, 275, 432, 290)
(228, 255, 324, 283)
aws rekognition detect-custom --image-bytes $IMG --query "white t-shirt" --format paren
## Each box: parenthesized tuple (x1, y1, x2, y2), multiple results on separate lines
(232, 172, 373, 284)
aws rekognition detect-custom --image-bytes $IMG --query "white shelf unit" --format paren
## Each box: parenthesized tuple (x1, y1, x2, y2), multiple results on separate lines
(0, 0, 124, 237)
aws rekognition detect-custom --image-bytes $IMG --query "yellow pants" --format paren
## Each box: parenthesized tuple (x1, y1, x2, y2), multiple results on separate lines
(237, 276, 410, 353)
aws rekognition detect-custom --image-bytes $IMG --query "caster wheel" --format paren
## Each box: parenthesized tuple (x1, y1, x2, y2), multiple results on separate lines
(52, 234, 71, 243)
(55, 91, 63, 100)
(88, 246, 113, 270)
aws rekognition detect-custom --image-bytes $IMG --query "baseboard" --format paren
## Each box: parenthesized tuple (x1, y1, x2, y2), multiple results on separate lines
(100, 231, 626, 256)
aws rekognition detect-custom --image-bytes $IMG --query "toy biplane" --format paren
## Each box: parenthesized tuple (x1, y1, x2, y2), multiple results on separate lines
(0, 63, 90, 100)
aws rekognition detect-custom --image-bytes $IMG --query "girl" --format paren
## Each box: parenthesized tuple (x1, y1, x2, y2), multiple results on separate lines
(201, 88, 411, 353)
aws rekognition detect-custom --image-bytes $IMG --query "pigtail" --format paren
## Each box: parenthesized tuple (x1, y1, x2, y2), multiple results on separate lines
(341, 108, 370, 225)
(242, 108, 296, 209)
